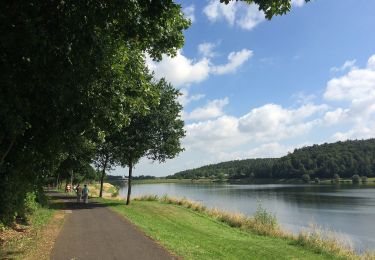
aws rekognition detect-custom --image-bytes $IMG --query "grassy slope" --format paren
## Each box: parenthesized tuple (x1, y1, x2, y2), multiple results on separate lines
(99, 199, 342, 260)
(0, 194, 65, 260)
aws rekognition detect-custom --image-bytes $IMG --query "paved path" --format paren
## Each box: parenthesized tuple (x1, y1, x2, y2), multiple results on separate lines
(50, 192, 174, 260)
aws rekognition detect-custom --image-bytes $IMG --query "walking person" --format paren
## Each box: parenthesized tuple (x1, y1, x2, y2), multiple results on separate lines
(75, 184, 82, 203)
(82, 184, 89, 204)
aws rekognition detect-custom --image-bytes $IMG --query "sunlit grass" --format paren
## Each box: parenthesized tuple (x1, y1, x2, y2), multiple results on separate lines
(133, 195, 374, 260)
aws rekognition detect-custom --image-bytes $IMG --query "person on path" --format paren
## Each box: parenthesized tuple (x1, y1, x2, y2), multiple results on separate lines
(75, 184, 82, 203)
(82, 184, 89, 204)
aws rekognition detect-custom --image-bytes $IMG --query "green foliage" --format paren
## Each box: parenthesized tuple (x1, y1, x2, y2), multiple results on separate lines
(302, 174, 310, 183)
(221, 0, 310, 20)
(314, 177, 320, 184)
(170, 139, 375, 181)
(0, 0, 189, 224)
(333, 174, 340, 184)
(361, 176, 368, 183)
(23, 192, 39, 217)
(352, 174, 361, 184)
(0, 0, 308, 224)
(253, 203, 278, 229)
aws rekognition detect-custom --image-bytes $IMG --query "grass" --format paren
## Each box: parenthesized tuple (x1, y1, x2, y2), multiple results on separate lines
(97, 196, 364, 260)
(0, 194, 65, 260)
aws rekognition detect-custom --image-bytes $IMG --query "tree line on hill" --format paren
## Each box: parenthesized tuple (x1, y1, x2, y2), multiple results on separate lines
(168, 139, 375, 181)
(1, 0, 302, 226)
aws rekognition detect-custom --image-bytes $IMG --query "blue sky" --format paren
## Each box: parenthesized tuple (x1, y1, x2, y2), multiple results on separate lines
(114, 0, 375, 177)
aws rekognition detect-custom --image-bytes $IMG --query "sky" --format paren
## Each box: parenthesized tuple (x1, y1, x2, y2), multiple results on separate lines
(113, 0, 375, 177)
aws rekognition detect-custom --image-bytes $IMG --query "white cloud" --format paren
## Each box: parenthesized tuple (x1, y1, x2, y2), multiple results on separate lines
(203, 1, 304, 30)
(330, 59, 356, 73)
(324, 56, 375, 101)
(198, 42, 216, 58)
(178, 89, 205, 107)
(216, 142, 295, 161)
(212, 49, 253, 74)
(184, 97, 229, 120)
(238, 103, 327, 140)
(183, 102, 326, 153)
(323, 108, 348, 125)
(183, 5, 195, 23)
(146, 51, 210, 87)
(292, 0, 306, 7)
(236, 4, 265, 30)
(147, 48, 253, 87)
(321, 54, 375, 140)
(203, 0, 236, 25)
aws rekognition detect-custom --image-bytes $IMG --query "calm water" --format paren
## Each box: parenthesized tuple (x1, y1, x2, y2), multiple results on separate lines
(118, 183, 375, 251)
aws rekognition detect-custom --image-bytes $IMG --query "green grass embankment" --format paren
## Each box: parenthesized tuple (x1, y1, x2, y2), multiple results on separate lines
(97, 197, 356, 260)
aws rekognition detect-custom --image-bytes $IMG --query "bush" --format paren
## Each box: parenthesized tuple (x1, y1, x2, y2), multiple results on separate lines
(352, 174, 360, 184)
(314, 178, 320, 184)
(111, 186, 120, 197)
(253, 203, 277, 229)
(302, 174, 310, 183)
(333, 174, 340, 183)
(361, 176, 368, 183)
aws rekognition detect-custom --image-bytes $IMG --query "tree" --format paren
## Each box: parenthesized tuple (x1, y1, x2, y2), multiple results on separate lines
(93, 139, 117, 198)
(0, 0, 190, 223)
(114, 79, 184, 205)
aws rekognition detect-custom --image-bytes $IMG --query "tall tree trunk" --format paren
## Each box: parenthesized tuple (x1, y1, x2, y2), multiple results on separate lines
(70, 170, 74, 187)
(126, 161, 133, 205)
(99, 154, 109, 198)
(0, 136, 16, 166)
(56, 171, 60, 190)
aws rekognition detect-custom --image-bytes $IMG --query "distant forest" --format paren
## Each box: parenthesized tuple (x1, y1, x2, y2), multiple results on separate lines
(168, 139, 375, 180)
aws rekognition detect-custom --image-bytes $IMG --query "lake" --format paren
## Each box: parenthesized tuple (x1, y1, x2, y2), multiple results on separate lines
(118, 183, 375, 252)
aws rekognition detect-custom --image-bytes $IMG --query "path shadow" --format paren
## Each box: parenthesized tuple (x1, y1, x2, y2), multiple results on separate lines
(47, 191, 124, 211)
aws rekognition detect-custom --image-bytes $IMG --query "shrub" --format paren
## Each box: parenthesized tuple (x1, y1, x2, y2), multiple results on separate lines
(361, 176, 368, 183)
(352, 174, 360, 184)
(333, 174, 340, 183)
(314, 177, 320, 184)
(21, 192, 39, 219)
(111, 186, 120, 197)
(302, 174, 310, 183)
(253, 203, 278, 229)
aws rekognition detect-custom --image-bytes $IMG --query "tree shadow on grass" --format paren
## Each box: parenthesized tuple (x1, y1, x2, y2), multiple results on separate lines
(47, 191, 124, 211)
(1, 249, 24, 260)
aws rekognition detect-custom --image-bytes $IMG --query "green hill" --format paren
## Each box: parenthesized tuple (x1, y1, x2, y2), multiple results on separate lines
(168, 139, 375, 180)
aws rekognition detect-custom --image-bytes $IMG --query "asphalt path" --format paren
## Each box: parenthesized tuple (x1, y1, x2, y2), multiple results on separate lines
(50, 192, 175, 260)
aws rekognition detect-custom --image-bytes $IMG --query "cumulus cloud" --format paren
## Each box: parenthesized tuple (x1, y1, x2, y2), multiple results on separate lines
(324, 55, 375, 101)
(178, 88, 205, 107)
(203, 0, 237, 25)
(330, 59, 356, 73)
(147, 48, 252, 87)
(291, 0, 306, 7)
(198, 42, 216, 58)
(183, 5, 195, 23)
(322, 54, 375, 140)
(238, 103, 327, 140)
(236, 4, 265, 30)
(212, 49, 253, 74)
(183, 102, 326, 153)
(146, 51, 210, 87)
(203, 0, 304, 30)
(184, 97, 229, 120)
(215, 142, 296, 161)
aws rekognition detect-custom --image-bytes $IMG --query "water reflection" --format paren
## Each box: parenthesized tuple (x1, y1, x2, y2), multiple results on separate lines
(118, 183, 375, 251)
